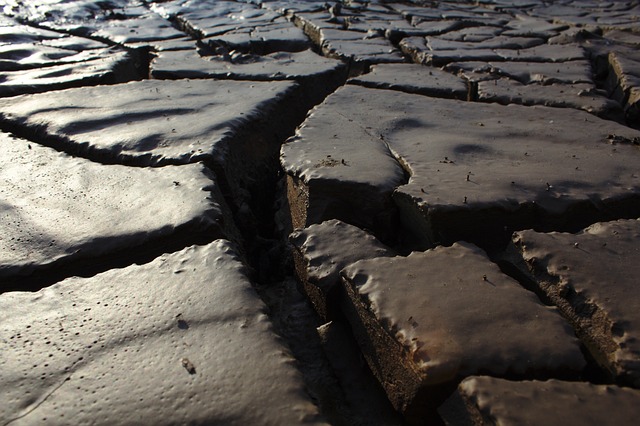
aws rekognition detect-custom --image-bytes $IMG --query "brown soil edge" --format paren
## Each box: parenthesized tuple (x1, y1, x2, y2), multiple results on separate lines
(394, 191, 640, 254)
(501, 238, 624, 384)
(286, 174, 402, 245)
(339, 272, 449, 425)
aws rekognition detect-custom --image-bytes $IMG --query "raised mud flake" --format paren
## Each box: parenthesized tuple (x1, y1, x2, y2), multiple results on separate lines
(202, 18, 311, 54)
(607, 51, 640, 124)
(399, 36, 502, 66)
(425, 35, 544, 52)
(90, 14, 188, 45)
(282, 85, 640, 249)
(150, 48, 346, 84)
(495, 43, 586, 62)
(319, 31, 405, 66)
(2, 0, 142, 32)
(280, 87, 407, 239)
(348, 63, 468, 100)
(0, 23, 68, 45)
(0, 50, 140, 97)
(0, 241, 326, 425)
(0, 24, 108, 53)
(501, 16, 569, 39)
(439, 377, 640, 426)
(0, 132, 233, 283)
(477, 79, 622, 118)
(0, 44, 123, 72)
(340, 242, 585, 423)
(0, 77, 298, 176)
(506, 219, 640, 386)
(290, 219, 394, 320)
(472, 60, 595, 85)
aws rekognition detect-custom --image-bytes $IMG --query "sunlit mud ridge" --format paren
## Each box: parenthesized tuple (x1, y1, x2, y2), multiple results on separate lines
(1, 1, 640, 425)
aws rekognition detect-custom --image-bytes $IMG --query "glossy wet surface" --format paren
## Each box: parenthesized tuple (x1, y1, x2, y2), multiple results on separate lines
(1, 1, 639, 425)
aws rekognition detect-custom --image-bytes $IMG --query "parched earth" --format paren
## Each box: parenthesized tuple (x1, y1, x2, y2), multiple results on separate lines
(1, 1, 640, 425)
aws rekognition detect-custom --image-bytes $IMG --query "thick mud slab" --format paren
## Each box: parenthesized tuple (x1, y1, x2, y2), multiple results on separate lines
(348, 63, 468, 100)
(0, 132, 233, 286)
(151, 48, 345, 82)
(0, 50, 140, 97)
(290, 219, 394, 320)
(506, 219, 640, 386)
(439, 376, 640, 426)
(340, 243, 585, 423)
(0, 241, 325, 425)
(0, 79, 296, 167)
(283, 84, 640, 250)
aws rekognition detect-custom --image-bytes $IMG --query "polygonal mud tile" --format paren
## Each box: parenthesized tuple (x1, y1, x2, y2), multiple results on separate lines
(289, 220, 394, 320)
(151, 48, 347, 119)
(0, 132, 234, 286)
(280, 87, 407, 239)
(4, 0, 146, 34)
(159, 0, 309, 53)
(292, 10, 362, 46)
(0, 24, 68, 45)
(410, 20, 465, 37)
(320, 31, 405, 67)
(348, 63, 468, 100)
(0, 78, 301, 212)
(435, 25, 503, 42)
(0, 241, 326, 425)
(150, 48, 346, 86)
(90, 14, 187, 45)
(400, 36, 502, 66)
(477, 79, 622, 118)
(340, 242, 585, 424)
(203, 19, 310, 54)
(0, 44, 123, 71)
(477, 60, 594, 85)
(0, 24, 106, 52)
(495, 43, 586, 62)
(426, 35, 544, 51)
(439, 377, 640, 426)
(259, 0, 327, 15)
(607, 51, 640, 124)
(282, 85, 640, 249)
(170, 2, 274, 37)
(506, 219, 640, 386)
(0, 50, 141, 97)
(501, 16, 569, 38)
(38, 35, 110, 51)
(127, 36, 197, 52)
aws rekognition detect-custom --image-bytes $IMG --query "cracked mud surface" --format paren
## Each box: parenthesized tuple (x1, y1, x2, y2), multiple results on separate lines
(1, 1, 640, 425)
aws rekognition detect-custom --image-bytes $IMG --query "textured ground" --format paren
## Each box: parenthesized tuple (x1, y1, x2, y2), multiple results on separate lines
(1, 1, 639, 425)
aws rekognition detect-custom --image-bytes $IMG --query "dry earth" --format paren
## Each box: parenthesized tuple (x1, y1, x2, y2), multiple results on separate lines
(1, 1, 640, 425)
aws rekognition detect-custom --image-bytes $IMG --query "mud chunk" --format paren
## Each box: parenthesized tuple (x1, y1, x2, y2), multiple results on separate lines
(478, 79, 622, 119)
(0, 241, 325, 425)
(439, 376, 640, 426)
(290, 219, 393, 320)
(348, 63, 467, 100)
(0, 132, 234, 285)
(506, 219, 640, 386)
(340, 242, 585, 423)
(0, 50, 139, 97)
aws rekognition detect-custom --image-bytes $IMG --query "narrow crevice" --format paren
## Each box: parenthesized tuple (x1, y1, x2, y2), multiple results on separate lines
(225, 75, 410, 424)
(0, 226, 226, 294)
